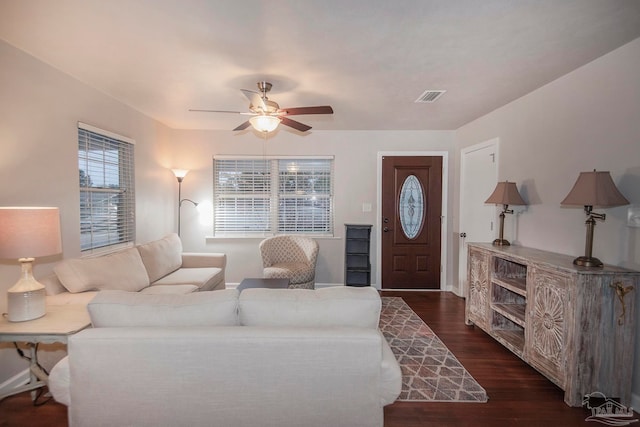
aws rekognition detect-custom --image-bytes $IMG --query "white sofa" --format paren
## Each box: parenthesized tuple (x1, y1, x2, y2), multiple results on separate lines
(49, 287, 402, 427)
(42, 233, 226, 307)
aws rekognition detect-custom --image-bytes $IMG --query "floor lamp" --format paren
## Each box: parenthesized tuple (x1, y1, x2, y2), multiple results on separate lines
(172, 169, 198, 237)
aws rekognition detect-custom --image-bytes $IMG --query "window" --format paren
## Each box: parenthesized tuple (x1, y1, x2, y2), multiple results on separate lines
(213, 156, 333, 236)
(78, 123, 135, 253)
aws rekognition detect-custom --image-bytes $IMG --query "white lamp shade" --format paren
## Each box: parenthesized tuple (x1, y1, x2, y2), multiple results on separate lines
(171, 169, 189, 179)
(0, 207, 62, 259)
(249, 115, 281, 133)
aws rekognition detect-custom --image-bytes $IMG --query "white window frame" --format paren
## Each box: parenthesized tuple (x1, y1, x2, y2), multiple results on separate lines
(212, 155, 334, 237)
(78, 122, 135, 254)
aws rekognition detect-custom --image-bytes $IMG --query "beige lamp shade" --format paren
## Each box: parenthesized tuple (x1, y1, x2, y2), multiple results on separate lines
(485, 181, 526, 206)
(561, 171, 629, 207)
(0, 207, 62, 259)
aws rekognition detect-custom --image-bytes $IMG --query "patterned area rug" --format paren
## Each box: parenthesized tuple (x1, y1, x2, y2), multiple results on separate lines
(379, 297, 488, 402)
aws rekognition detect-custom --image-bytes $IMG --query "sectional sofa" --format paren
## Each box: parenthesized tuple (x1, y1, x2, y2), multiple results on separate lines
(48, 286, 402, 427)
(41, 233, 226, 307)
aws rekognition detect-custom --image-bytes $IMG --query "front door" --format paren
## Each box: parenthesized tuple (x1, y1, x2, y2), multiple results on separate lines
(381, 156, 442, 289)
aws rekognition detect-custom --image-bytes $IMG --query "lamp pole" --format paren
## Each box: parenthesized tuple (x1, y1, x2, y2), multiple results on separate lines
(176, 176, 184, 236)
(172, 169, 198, 237)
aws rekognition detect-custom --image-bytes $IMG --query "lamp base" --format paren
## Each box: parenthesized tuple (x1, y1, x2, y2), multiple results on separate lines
(6, 258, 47, 322)
(7, 288, 46, 322)
(492, 238, 511, 246)
(573, 256, 603, 268)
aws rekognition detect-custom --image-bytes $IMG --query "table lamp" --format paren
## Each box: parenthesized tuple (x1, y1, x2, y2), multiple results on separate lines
(561, 170, 629, 267)
(0, 207, 62, 322)
(485, 181, 527, 246)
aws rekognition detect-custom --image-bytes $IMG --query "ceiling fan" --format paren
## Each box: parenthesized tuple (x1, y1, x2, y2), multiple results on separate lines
(189, 81, 333, 133)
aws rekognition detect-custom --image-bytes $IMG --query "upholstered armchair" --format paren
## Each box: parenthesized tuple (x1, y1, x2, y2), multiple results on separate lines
(259, 235, 319, 289)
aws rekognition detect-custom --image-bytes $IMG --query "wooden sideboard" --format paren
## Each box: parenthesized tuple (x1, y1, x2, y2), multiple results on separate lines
(465, 243, 639, 407)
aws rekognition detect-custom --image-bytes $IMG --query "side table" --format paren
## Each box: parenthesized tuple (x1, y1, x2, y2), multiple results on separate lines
(0, 304, 91, 401)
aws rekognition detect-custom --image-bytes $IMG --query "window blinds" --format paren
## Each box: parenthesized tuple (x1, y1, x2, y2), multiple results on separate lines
(78, 124, 135, 252)
(213, 157, 333, 236)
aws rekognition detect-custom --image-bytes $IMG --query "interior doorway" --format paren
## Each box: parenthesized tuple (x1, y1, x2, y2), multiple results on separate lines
(458, 139, 499, 297)
(379, 154, 444, 290)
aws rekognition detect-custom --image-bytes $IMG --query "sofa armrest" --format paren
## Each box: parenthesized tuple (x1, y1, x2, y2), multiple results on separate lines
(181, 252, 226, 269)
(379, 332, 402, 405)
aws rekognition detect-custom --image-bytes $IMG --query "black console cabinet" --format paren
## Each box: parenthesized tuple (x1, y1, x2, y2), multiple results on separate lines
(344, 224, 372, 286)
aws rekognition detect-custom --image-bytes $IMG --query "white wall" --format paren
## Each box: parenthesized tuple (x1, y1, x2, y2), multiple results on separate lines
(0, 40, 176, 382)
(454, 38, 640, 407)
(167, 129, 455, 286)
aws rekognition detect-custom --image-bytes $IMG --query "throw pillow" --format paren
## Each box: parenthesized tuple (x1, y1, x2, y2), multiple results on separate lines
(54, 247, 149, 293)
(136, 233, 182, 283)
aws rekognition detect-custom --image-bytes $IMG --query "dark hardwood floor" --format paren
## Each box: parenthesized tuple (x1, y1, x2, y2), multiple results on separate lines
(383, 291, 614, 427)
(0, 291, 627, 426)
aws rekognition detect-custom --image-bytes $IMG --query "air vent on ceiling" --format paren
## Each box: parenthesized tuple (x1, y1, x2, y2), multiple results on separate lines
(415, 89, 446, 103)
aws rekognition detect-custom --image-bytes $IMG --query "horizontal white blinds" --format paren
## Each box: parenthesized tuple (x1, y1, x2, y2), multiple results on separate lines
(213, 157, 333, 236)
(278, 159, 333, 233)
(78, 127, 135, 252)
(214, 159, 271, 233)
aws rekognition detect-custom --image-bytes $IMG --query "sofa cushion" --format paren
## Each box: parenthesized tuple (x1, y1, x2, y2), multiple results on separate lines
(239, 286, 381, 328)
(54, 247, 149, 293)
(136, 233, 182, 283)
(151, 267, 224, 291)
(46, 291, 98, 307)
(139, 284, 199, 294)
(263, 262, 315, 283)
(88, 289, 240, 327)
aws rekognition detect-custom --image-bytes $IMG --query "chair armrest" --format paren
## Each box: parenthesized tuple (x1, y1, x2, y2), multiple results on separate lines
(181, 253, 226, 269)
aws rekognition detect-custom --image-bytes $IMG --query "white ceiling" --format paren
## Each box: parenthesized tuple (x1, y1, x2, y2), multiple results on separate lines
(1, 0, 640, 132)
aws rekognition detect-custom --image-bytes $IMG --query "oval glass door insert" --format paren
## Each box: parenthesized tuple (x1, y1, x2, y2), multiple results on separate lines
(399, 175, 424, 239)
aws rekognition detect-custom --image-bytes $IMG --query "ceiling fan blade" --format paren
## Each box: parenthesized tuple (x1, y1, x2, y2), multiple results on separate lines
(281, 106, 333, 116)
(233, 121, 252, 131)
(280, 117, 312, 132)
(240, 89, 267, 111)
(189, 109, 242, 114)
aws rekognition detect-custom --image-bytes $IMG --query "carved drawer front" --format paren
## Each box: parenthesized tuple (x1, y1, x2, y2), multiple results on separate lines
(467, 249, 490, 329)
(527, 269, 568, 388)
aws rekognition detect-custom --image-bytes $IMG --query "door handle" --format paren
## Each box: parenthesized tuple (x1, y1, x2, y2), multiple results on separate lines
(383, 218, 389, 223)
(460, 232, 467, 238)
(383, 227, 391, 232)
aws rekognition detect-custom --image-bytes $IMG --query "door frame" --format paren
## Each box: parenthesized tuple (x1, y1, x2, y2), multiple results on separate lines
(458, 138, 499, 297)
(376, 151, 449, 291)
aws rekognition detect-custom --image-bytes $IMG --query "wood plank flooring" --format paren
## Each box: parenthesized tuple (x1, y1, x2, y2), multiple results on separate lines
(383, 291, 618, 427)
(0, 291, 628, 426)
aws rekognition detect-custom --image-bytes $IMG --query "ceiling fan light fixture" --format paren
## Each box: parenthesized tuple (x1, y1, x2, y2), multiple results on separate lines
(250, 115, 281, 133)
